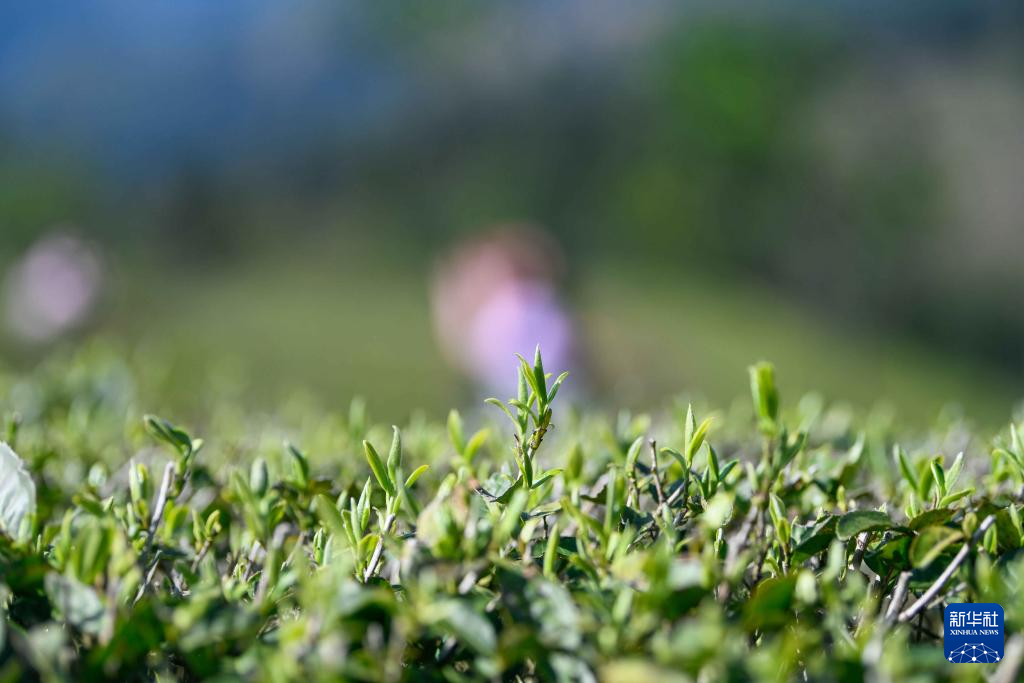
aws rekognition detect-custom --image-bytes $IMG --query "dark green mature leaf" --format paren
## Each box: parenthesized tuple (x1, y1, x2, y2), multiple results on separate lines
(864, 535, 913, 574)
(791, 516, 837, 562)
(744, 576, 796, 630)
(659, 585, 709, 620)
(909, 526, 963, 569)
(907, 508, 954, 530)
(836, 510, 894, 540)
(976, 501, 1024, 552)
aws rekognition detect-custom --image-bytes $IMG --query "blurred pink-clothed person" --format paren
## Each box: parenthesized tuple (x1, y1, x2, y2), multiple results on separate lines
(431, 226, 577, 397)
(4, 231, 103, 343)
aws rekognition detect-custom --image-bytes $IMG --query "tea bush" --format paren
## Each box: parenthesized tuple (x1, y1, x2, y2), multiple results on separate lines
(1, 349, 1022, 682)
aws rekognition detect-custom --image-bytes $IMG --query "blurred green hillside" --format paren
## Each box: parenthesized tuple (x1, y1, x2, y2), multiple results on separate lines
(1, 4, 1022, 427)
(3, 234, 1008, 429)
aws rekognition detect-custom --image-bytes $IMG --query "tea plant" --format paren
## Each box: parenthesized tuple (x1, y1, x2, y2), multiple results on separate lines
(0, 349, 1022, 682)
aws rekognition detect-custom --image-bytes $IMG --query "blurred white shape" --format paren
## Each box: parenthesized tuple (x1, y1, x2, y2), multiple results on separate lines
(0, 441, 36, 542)
(5, 231, 103, 342)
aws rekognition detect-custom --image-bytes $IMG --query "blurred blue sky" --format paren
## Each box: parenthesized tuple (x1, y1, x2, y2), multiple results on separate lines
(2, 1, 1012, 179)
(0, 2, 409, 175)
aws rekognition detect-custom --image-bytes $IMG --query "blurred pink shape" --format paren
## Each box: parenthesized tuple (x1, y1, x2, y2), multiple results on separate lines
(431, 226, 575, 395)
(468, 280, 573, 393)
(4, 231, 103, 342)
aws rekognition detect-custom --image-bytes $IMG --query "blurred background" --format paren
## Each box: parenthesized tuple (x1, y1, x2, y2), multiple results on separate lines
(1, 1, 1023, 427)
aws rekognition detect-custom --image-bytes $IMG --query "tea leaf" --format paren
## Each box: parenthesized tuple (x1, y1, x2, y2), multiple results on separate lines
(363, 440, 395, 497)
(836, 510, 894, 540)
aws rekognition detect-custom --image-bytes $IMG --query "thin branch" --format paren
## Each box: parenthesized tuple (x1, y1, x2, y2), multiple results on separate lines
(130, 462, 177, 608)
(626, 462, 642, 509)
(363, 512, 396, 582)
(142, 462, 177, 557)
(191, 538, 212, 573)
(725, 501, 761, 573)
(649, 439, 666, 508)
(660, 466, 702, 513)
(242, 540, 264, 583)
(884, 571, 911, 622)
(256, 524, 290, 603)
(132, 549, 163, 606)
(992, 634, 1024, 683)
(457, 570, 479, 594)
(848, 532, 870, 574)
(897, 514, 995, 623)
(662, 480, 686, 510)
